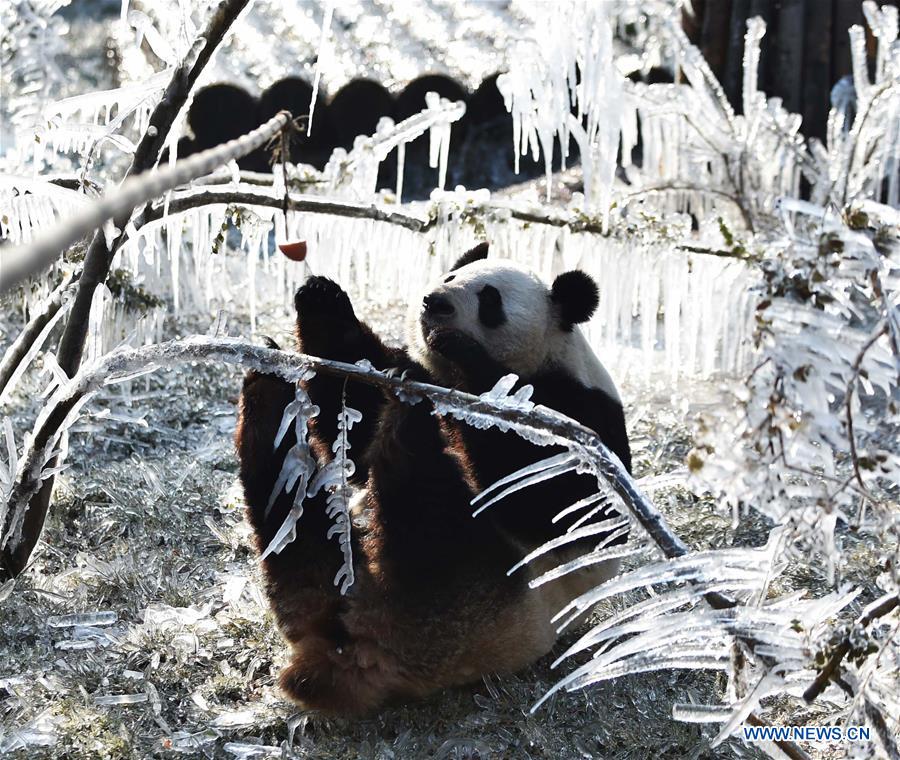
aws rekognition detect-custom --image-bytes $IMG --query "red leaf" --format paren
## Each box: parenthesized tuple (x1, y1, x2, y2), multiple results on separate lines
(278, 240, 308, 261)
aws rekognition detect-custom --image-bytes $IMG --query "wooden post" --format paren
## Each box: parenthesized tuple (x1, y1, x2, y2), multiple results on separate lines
(802, 0, 833, 141)
(724, 0, 752, 112)
(749, 0, 776, 96)
(701, 0, 733, 85)
(773, 0, 806, 115)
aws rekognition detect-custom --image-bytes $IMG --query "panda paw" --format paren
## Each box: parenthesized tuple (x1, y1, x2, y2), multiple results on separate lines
(294, 276, 361, 353)
(384, 360, 432, 384)
(426, 328, 489, 368)
(426, 328, 507, 390)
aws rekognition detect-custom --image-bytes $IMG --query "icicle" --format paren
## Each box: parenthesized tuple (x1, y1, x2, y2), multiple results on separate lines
(260, 379, 319, 559)
(84, 283, 110, 364)
(307, 1, 334, 136)
(742, 17, 766, 120)
(307, 397, 361, 594)
(395, 141, 405, 202)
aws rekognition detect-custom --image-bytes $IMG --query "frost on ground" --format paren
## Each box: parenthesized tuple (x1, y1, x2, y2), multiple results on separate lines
(0, 305, 887, 759)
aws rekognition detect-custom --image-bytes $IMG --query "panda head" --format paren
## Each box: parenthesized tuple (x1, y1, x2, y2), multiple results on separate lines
(408, 242, 608, 387)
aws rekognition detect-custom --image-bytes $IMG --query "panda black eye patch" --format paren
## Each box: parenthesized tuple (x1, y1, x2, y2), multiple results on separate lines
(477, 285, 506, 328)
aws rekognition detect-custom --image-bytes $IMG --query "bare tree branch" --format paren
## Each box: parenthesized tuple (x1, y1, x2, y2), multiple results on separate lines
(0, 337, 684, 578)
(137, 188, 429, 232)
(803, 592, 900, 704)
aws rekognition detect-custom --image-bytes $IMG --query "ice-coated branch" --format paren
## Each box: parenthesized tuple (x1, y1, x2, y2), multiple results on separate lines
(191, 167, 326, 190)
(52, 0, 250, 378)
(1, 337, 687, 584)
(134, 185, 747, 261)
(0, 112, 289, 296)
(618, 183, 754, 231)
(839, 78, 900, 205)
(305, 394, 361, 594)
(324, 94, 466, 198)
(803, 592, 900, 704)
(136, 188, 430, 233)
(0, 272, 77, 402)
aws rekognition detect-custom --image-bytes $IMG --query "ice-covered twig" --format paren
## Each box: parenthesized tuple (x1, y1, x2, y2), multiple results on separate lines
(306, 393, 360, 594)
(844, 323, 890, 497)
(324, 95, 466, 197)
(52, 0, 250, 378)
(137, 188, 429, 233)
(259, 381, 318, 561)
(0, 112, 289, 296)
(0, 271, 77, 402)
(618, 183, 753, 231)
(803, 592, 900, 704)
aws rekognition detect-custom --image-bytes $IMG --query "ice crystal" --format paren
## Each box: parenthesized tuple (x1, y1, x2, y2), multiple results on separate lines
(307, 395, 360, 595)
(260, 378, 318, 560)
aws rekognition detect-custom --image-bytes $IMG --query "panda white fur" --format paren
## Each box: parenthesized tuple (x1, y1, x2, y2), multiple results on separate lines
(236, 242, 631, 714)
(408, 252, 622, 403)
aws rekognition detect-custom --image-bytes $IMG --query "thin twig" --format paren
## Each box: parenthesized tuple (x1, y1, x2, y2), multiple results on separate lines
(803, 592, 899, 703)
(136, 189, 429, 233)
(844, 324, 888, 497)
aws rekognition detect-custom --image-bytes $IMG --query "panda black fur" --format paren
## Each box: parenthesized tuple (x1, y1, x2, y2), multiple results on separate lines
(235, 242, 631, 714)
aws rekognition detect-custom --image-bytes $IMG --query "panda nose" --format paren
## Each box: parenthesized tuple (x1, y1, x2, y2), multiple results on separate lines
(423, 293, 455, 318)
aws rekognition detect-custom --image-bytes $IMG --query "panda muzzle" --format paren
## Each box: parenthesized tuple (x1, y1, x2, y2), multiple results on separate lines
(422, 293, 455, 318)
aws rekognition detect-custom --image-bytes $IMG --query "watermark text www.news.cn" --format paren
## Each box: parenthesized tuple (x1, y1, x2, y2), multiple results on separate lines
(743, 725, 871, 743)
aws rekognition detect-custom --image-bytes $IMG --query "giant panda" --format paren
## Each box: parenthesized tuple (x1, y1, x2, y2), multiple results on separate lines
(235, 242, 631, 715)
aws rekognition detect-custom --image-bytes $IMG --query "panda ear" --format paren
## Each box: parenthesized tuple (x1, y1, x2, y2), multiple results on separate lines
(449, 242, 489, 271)
(551, 270, 599, 330)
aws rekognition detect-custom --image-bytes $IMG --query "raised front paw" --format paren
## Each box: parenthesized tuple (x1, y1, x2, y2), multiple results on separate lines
(294, 276, 361, 352)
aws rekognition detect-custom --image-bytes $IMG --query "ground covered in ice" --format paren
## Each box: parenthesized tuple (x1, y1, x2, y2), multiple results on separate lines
(1, 296, 883, 760)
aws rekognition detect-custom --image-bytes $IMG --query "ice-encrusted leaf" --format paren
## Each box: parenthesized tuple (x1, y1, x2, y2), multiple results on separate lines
(507, 517, 629, 576)
(479, 373, 535, 411)
(473, 459, 579, 517)
(472, 451, 577, 516)
(262, 383, 319, 543)
(529, 542, 651, 589)
(552, 547, 775, 631)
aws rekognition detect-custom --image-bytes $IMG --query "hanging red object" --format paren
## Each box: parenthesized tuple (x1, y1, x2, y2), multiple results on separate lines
(278, 240, 308, 261)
